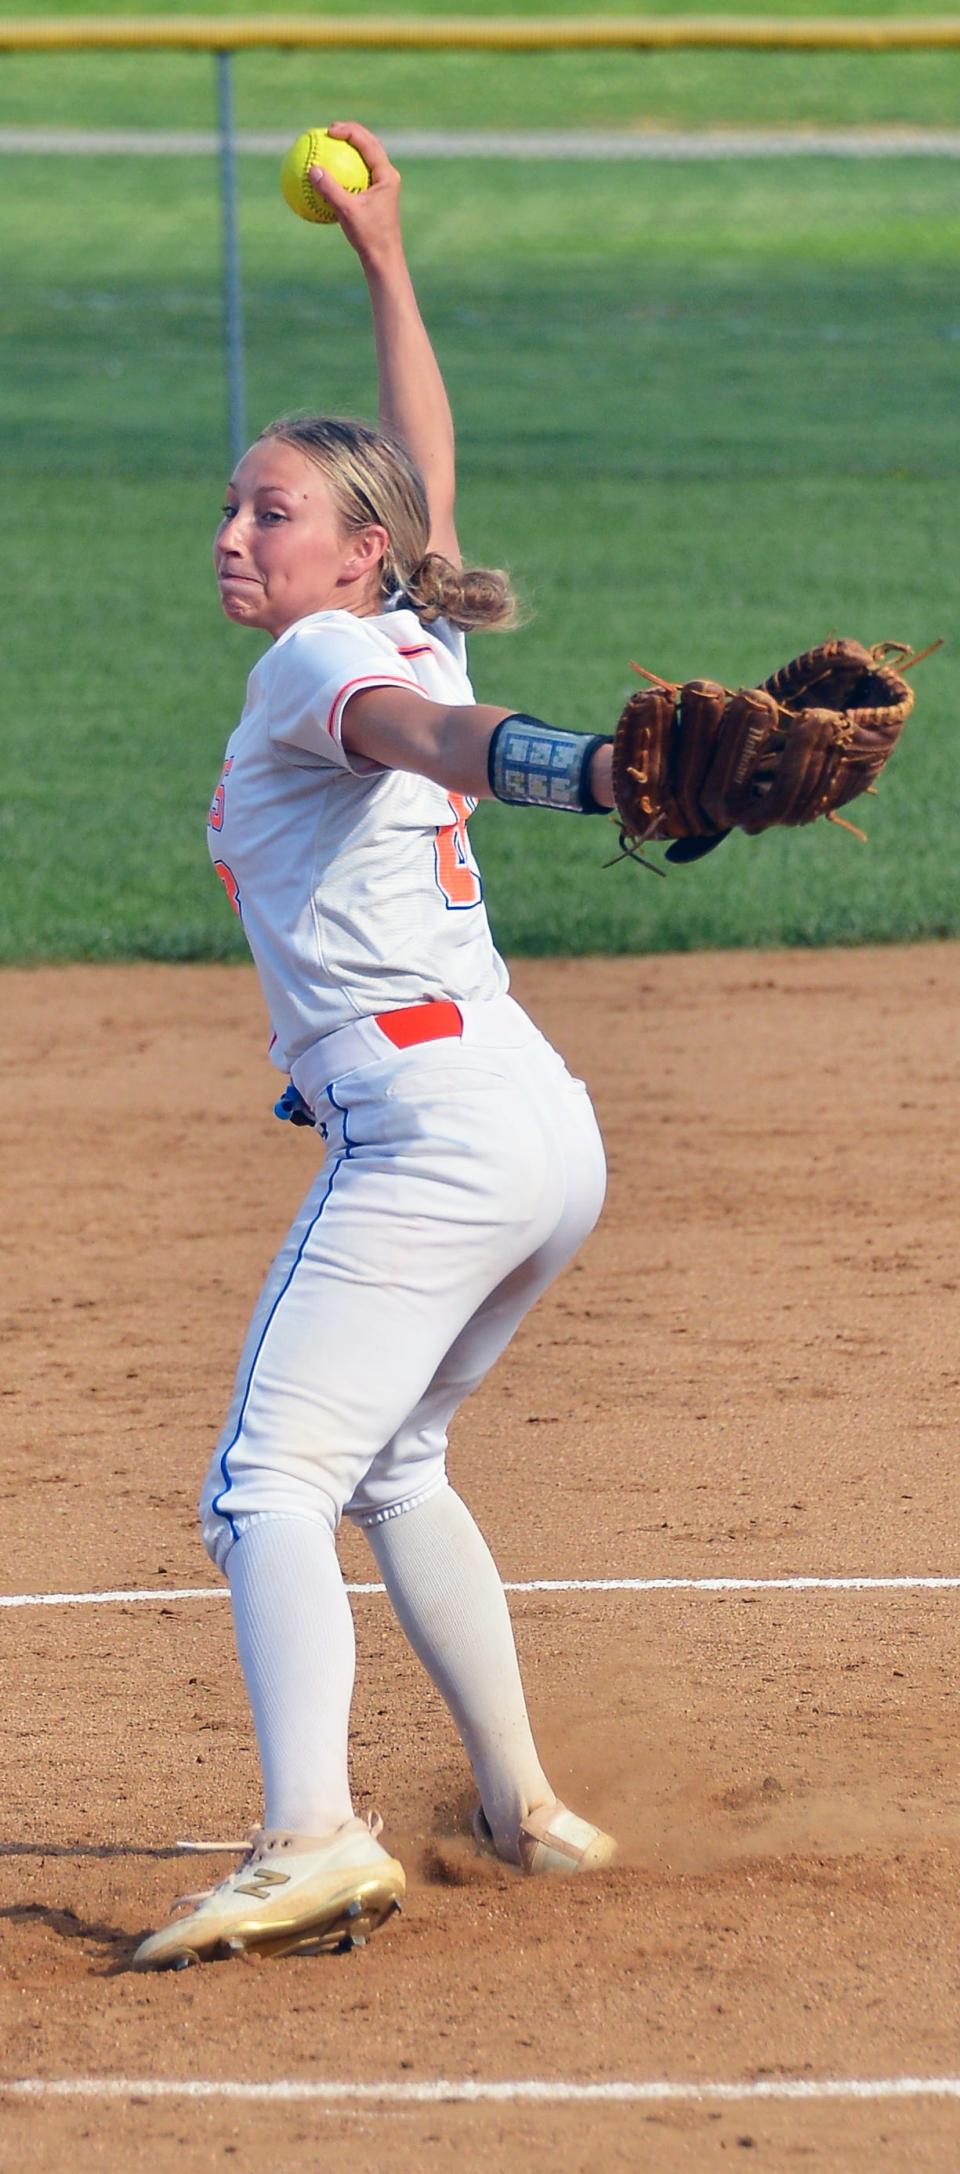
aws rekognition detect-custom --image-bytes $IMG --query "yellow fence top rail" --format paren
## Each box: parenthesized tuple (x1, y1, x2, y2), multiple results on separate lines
(1, 15, 959, 53)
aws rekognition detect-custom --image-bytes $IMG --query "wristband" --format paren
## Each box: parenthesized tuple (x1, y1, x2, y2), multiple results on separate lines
(487, 715, 609, 815)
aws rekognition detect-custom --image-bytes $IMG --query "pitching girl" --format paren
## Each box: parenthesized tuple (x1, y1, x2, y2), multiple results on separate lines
(136, 122, 617, 1969)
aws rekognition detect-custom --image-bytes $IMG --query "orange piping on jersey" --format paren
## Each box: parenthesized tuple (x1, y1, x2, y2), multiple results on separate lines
(326, 673, 429, 738)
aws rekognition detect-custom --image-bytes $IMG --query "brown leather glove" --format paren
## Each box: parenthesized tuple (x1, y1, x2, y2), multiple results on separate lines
(612, 638, 926, 866)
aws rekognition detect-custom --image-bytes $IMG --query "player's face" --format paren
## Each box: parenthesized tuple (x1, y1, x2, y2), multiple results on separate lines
(214, 440, 387, 638)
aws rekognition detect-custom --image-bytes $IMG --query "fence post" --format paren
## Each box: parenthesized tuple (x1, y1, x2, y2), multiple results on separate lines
(215, 48, 247, 469)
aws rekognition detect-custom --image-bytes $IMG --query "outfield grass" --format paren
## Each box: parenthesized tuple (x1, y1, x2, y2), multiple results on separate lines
(2, 142, 956, 960)
(2, 0, 960, 134)
(2, 50, 959, 131)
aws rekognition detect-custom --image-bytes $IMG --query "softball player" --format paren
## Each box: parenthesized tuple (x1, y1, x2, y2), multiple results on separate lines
(136, 123, 618, 1971)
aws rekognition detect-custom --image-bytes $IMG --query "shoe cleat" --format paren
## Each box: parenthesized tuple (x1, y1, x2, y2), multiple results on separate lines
(133, 1815, 406, 1970)
(472, 1799, 617, 1875)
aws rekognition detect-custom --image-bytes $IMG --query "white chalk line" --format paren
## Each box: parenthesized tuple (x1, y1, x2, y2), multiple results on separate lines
(3, 126, 960, 161)
(5, 2073, 960, 2106)
(2, 1575, 959, 1610)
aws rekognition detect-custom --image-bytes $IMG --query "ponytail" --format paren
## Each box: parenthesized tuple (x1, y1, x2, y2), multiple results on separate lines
(399, 552, 519, 632)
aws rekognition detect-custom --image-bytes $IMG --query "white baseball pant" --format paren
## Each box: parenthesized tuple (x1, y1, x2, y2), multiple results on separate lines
(200, 994, 605, 1569)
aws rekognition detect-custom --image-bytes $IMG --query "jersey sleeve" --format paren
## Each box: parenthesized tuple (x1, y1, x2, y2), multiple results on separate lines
(266, 615, 428, 773)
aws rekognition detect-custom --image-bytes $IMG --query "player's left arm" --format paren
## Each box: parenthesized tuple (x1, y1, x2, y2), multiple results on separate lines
(314, 122, 459, 565)
(342, 686, 616, 811)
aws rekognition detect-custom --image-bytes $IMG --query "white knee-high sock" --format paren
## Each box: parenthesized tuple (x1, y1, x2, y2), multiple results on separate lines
(227, 1514, 355, 1835)
(366, 1485, 552, 1856)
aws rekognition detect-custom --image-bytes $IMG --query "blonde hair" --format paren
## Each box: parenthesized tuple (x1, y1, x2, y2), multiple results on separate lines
(258, 414, 518, 632)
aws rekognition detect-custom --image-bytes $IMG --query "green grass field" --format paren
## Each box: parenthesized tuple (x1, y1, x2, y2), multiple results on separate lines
(3, 0, 960, 135)
(1, 10, 957, 959)
(3, 2, 960, 135)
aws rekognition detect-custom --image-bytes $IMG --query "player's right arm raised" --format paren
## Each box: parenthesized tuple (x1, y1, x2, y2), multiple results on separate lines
(314, 121, 459, 566)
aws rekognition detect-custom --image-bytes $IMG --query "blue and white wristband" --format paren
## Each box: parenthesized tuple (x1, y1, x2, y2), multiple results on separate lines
(487, 714, 609, 816)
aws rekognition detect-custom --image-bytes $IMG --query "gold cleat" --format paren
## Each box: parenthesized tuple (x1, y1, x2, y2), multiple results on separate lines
(133, 1814, 404, 1970)
(472, 1798, 617, 1875)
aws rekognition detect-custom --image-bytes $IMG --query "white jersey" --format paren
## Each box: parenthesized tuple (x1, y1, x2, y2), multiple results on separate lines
(206, 602, 510, 1068)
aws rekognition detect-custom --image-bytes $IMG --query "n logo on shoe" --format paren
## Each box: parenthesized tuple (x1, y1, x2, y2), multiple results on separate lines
(235, 1869, 291, 1900)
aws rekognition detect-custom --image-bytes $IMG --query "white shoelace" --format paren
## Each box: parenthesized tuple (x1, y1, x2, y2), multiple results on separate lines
(164, 1814, 385, 1918)
(173, 1810, 384, 1857)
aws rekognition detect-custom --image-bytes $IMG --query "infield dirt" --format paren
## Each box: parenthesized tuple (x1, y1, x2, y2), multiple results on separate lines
(1, 947, 958, 2170)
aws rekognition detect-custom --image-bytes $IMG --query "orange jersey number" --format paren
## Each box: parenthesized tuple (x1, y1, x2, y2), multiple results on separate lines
(208, 756, 233, 833)
(434, 793, 482, 910)
(213, 860, 242, 918)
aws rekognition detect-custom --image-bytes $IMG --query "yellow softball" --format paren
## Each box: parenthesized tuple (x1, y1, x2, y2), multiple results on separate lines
(280, 128, 371, 225)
